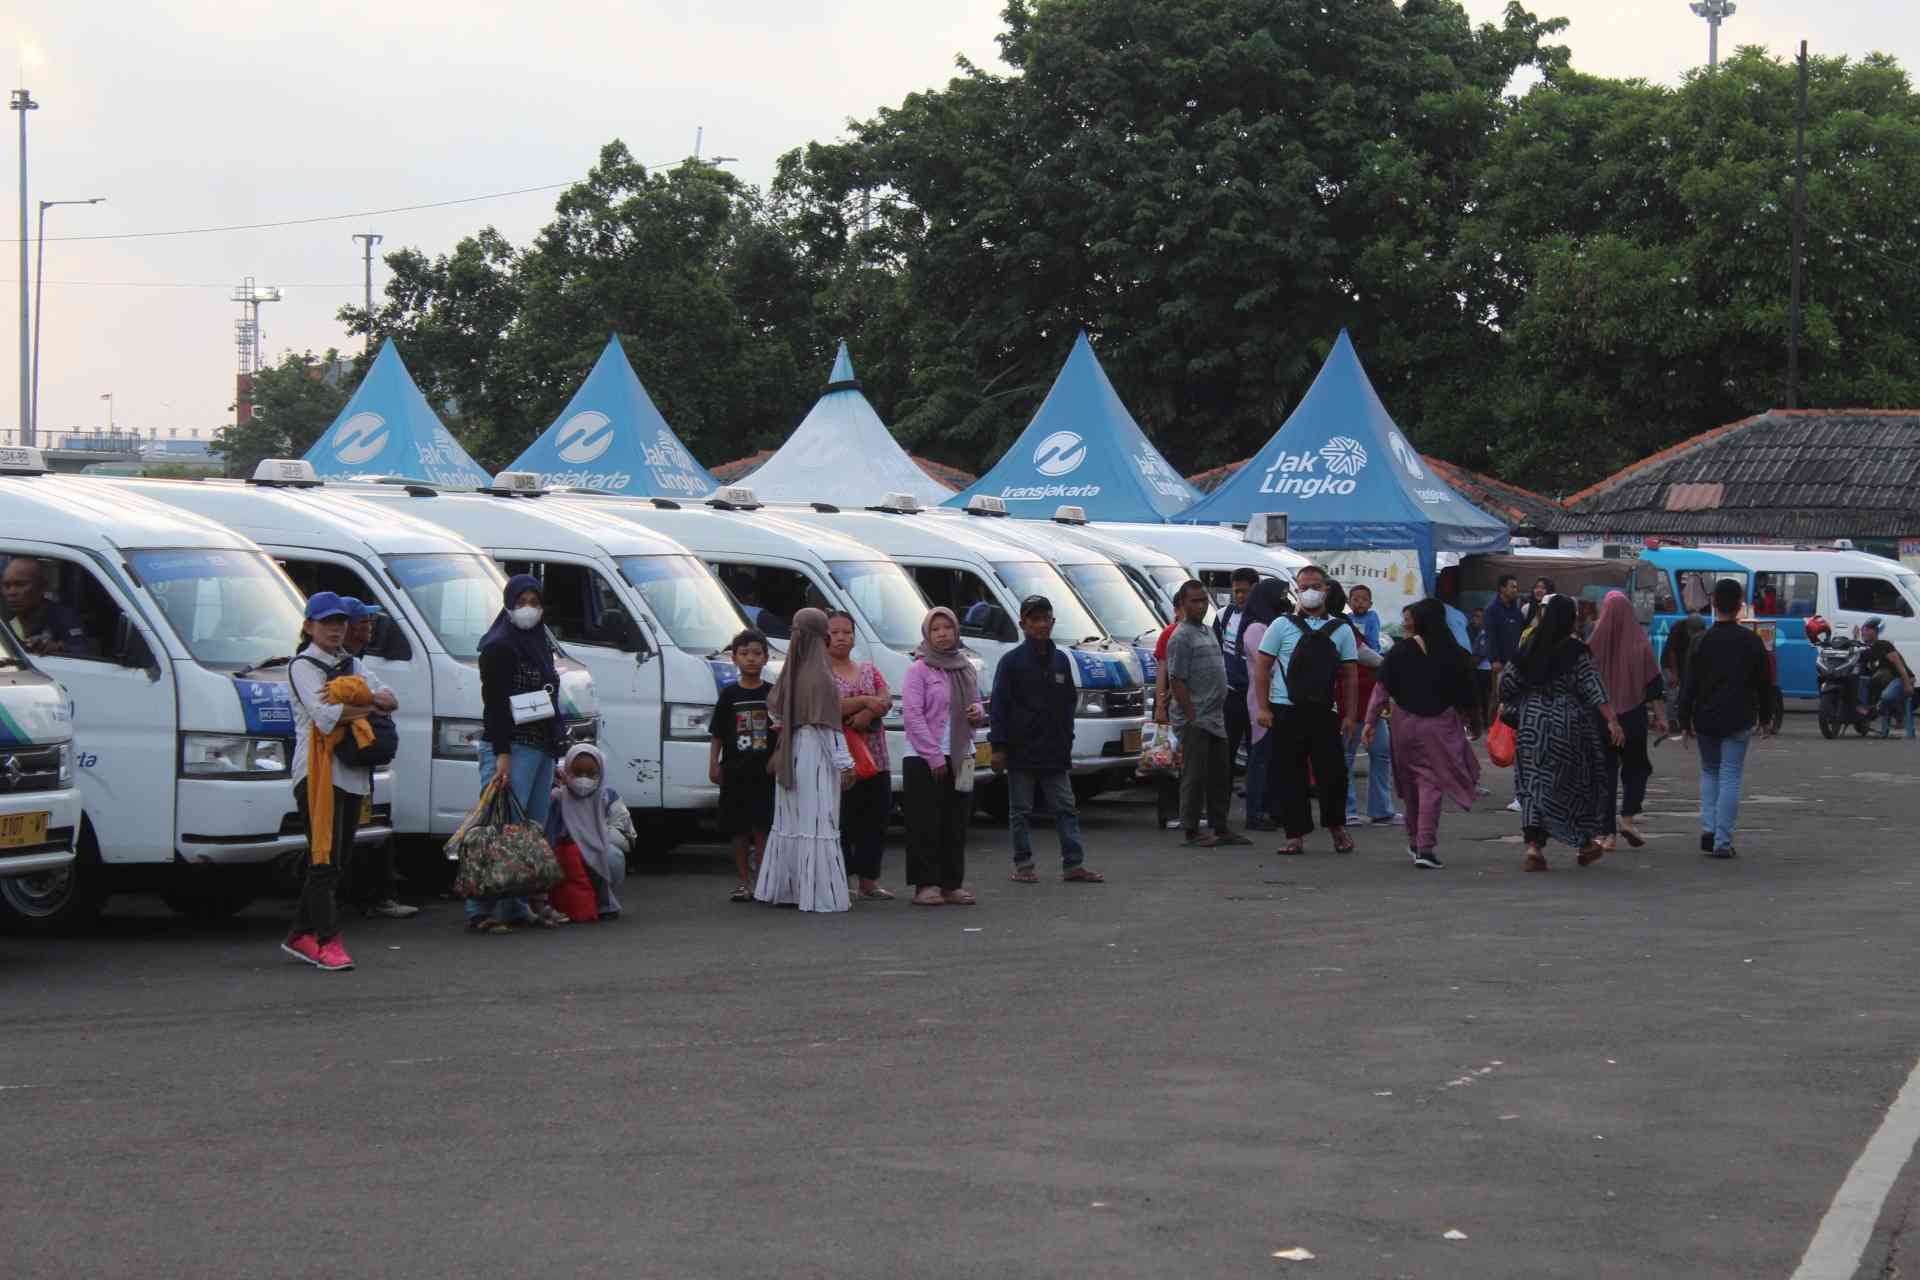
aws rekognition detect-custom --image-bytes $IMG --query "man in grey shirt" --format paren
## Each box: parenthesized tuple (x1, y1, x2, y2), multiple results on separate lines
(1166, 580, 1249, 847)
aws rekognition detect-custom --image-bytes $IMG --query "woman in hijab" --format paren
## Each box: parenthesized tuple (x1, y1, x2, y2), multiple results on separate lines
(470, 573, 564, 931)
(1497, 595, 1627, 871)
(754, 608, 856, 912)
(1363, 600, 1479, 869)
(1235, 577, 1292, 831)
(1586, 590, 1666, 850)
(902, 606, 987, 906)
(545, 743, 636, 922)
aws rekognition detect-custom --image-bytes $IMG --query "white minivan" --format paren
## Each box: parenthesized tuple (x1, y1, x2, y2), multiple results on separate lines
(787, 493, 1148, 796)
(340, 475, 748, 833)
(94, 462, 601, 839)
(548, 487, 941, 788)
(0, 449, 394, 929)
(0, 616, 80, 893)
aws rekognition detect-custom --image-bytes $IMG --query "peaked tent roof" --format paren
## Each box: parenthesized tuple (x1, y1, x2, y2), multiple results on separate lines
(743, 343, 953, 507)
(945, 330, 1198, 522)
(506, 335, 716, 497)
(1174, 331, 1508, 561)
(304, 339, 491, 487)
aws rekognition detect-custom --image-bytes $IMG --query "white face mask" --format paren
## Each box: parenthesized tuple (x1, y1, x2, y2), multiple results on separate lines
(1297, 588, 1326, 611)
(509, 606, 543, 630)
(566, 775, 598, 797)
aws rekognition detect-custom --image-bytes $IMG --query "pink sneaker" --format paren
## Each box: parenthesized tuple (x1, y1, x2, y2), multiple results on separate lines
(315, 938, 354, 972)
(281, 933, 322, 966)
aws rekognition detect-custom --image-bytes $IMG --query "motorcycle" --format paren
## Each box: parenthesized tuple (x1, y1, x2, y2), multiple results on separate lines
(1815, 634, 1873, 738)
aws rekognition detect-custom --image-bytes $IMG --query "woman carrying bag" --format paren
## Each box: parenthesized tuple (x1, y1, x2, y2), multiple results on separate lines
(902, 606, 986, 906)
(826, 609, 894, 900)
(1587, 590, 1667, 851)
(754, 608, 856, 912)
(471, 574, 566, 932)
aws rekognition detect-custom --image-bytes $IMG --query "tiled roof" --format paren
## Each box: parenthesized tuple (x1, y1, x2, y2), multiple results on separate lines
(1186, 456, 1564, 531)
(1549, 410, 1920, 538)
(711, 450, 978, 493)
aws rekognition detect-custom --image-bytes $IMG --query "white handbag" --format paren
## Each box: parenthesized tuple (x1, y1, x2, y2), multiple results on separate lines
(510, 687, 556, 725)
(953, 751, 977, 794)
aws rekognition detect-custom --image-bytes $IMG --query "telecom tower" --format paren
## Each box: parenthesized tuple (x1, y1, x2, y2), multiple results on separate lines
(231, 276, 283, 425)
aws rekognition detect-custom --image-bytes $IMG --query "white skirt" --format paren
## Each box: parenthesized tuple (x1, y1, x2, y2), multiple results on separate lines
(754, 727, 851, 913)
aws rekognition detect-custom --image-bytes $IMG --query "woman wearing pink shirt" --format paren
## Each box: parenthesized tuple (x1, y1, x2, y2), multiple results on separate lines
(902, 607, 986, 906)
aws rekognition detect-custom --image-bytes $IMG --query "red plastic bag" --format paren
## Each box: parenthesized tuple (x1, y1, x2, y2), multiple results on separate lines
(1486, 717, 1516, 769)
(845, 728, 881, 780)
(546, 838, 599, 923)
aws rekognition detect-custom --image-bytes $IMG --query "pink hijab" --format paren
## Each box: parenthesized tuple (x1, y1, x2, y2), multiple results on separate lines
(1587, 591, 1657, 709)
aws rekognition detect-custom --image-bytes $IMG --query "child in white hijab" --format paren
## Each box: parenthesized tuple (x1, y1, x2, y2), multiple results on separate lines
(545, 743, 635, 921)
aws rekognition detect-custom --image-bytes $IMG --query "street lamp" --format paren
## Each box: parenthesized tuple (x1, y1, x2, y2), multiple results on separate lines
(33, 197, 105, 441)
(10, 87, 37, 445)
(1689, 0, 1737, 70)
(99, 391, 113, 437)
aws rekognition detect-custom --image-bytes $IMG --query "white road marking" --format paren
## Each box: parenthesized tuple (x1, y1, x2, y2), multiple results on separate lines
(1791, 1053, 1920, 1279)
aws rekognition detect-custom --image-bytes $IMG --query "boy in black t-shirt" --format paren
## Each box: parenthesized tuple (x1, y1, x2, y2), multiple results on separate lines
(710, 629, 779, 901)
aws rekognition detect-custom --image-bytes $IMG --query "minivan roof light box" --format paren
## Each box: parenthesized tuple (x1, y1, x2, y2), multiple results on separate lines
(706, 485, 763, 512)
(489, 470, 546, 497)
(249, 458, 323, 488)
(0, 446, 50, 476)
(963, 495, 1009, 518)
(868, 492, 922, 515)
(1052, 505, 1088, 525)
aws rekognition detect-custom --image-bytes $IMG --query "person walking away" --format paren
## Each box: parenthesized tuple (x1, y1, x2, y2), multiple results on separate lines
(1167, 580, 1249, 848)
(1678, 579, 1777, 858)
(755, 608, 855, 911)
(285, 591, 398, 970)
(1498, 595, 1625, 871)
(333, 595, 416, 920)
(991, 596, 1105, 884)
(1215, 568, 1259, 790)
(544, 743, 635, 922)
(1235, 578, 1291, 832)
(471, 574, 564, 932)
(826, 610, 894, 900)
(903, 607, 985, 906)
(1588, 591, 1666, 851)
(1329, 581, 1395, 827)
(1857, 618, 1917, 738)
(1253, 565, 1359, 855)
(1468, 607, 1494, 724)
(1365, 600, 1480, 868)
(711, 629, 778, 902)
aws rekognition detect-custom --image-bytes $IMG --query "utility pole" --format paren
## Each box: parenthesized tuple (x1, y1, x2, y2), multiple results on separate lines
(33, 196, 105, 440)
(10, 86, 36, 445)
(352, 232, 382, 356)
(1787, 40, 1810, 409)
(1689, 1, 1738, 71)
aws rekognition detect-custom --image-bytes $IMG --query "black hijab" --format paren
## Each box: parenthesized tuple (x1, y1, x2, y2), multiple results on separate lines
(479, 573, 560, 691)
(1235, 577, 1293, 659)
(1384, 598, 1477, 714)
(1515, 594, 1586, 685)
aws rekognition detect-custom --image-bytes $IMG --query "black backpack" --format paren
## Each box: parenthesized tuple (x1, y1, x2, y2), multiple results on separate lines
(294, 654, 399, 769)
(1283, 615, 1343, 708)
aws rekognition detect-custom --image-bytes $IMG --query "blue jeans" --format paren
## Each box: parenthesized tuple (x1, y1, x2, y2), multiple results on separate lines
(1878, 678, 1916, 737)
(1695, 729, 1751, 852)
(467, 744, 556, 922)
(1244, 731, 1272, 825)
(1007, 769, 1084, 870)
(1345, 720, 1394, 820)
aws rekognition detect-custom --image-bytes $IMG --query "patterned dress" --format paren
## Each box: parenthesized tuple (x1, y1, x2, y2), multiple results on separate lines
(1499, 651, 1609, 849)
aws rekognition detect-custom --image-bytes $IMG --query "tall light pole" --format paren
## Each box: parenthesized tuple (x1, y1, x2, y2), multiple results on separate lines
(10, 87, 37, 445)
(351, 233, 382, 356)
(33, 197, 105, 440)
(99, 391, 113, 433)
(1689, 0, 1738, 71)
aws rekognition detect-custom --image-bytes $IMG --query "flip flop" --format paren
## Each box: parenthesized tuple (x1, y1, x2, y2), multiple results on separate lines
(911, 888, 945, 906)
(857, 887, 896, 900)
(1062, 868, 1105, 883)
(1577, 842, 1607, 867)
(1330, 828, 1356, 855)
(942, 889, 977, 906)
(1524, 848, 1550, 872)
(1009, 867, 1040, 884)
(1277, 840, 1305, 856)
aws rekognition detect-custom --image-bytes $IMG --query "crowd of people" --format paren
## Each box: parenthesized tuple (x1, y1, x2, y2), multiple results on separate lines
(276, 564, 1801, 968)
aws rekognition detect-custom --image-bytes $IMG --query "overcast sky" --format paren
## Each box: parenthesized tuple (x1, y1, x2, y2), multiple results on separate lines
(7, 1, 1915, 441)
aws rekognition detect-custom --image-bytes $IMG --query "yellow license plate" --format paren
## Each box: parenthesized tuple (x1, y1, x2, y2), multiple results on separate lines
(974, 742, 992, 767)
(0, 811, 49, 849)
(1123, 727, 1143, 753)
(359, 795, 373, 824)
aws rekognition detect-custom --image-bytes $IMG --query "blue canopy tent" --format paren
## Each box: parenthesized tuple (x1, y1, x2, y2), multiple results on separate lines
(1174, 331, 1508, 587)
(507, 335, 716, 497)
(744, 343, 951, 507)
(946, 330, 1198, 522)
(304, 339, 491, 487)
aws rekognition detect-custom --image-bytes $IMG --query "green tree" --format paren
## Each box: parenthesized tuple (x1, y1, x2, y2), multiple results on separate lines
(210, 349, 350, 478)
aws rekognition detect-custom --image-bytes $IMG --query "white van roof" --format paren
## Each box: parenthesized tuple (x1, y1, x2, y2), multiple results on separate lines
(941, 508, 1125, 568)
(1092, 521, 1309, 575)
(790, 506, 1048, 566)
(553, 495, 890, 565)
(341, 487, 697, 560)
(0, 474, 265, 554)
(1043, 521, 1190, 571)
(85, 476, 477, 560)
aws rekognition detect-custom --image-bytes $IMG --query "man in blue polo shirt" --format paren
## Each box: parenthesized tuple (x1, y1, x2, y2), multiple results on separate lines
(1253, 565, 1360, 855)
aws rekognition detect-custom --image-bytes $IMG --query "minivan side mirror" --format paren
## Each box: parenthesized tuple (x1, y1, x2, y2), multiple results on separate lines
(111, 615, 156, 671)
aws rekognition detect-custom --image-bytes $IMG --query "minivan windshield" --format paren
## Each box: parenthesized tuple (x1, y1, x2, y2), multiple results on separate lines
(991, 561, 1107, 642)
(127, 548, 308, 671)
(617, 555, 744, 653)
(1061, 563, 1163, 640)
(0, 611, 25, 666)
(386, 553, 506, 659)
(829, 561, 931, 651)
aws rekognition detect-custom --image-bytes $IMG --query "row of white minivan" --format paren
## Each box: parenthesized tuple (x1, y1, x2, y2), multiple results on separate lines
(0, 446, 1303, 931)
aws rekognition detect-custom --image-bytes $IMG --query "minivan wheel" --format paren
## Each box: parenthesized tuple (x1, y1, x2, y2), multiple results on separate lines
(0, 829, 105, 935)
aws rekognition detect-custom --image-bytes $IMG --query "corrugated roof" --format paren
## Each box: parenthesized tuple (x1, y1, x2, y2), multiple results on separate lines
(1550, 410, 1920, 538)
(1186, 455, 1565, 532)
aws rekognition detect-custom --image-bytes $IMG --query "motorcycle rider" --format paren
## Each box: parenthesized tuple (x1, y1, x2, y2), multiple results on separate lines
(1857, 618, 1916, 738)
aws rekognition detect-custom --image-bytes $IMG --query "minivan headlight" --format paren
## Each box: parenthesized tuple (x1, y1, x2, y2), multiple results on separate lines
(666, 703, 714, 741)
(435, 717, 487, 760)
(1076, 691, 1107, 717)
(181, 733, 289, 775)
(56, 740, 74, 786)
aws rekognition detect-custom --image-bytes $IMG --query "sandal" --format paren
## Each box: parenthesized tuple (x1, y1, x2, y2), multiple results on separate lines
(942, 889, 977, 906)
(911, 887, 945, 906)
(1577, 842, 1608, 867)
(857, 886, 896, 901)
(1619, 819, 1646, 849)
(730, 883, 751, 903)
(1277, 839, 1305, 856)
(467, 917, 510, 934)
(1524, 847, 1550, 872)
(1330, 827, 1356, 855)
(1010, 867, 1040, 884)
(1062, 867, 1105, 883)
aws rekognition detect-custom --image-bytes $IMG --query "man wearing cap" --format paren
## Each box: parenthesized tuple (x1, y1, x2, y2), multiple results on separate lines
(332, 597, 417, 919)
(990, 595, 1105, 884)
(341, 596, 382, 660)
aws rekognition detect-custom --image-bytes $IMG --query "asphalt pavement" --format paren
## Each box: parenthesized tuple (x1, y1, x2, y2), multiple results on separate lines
(3, 714, 1918, 1279)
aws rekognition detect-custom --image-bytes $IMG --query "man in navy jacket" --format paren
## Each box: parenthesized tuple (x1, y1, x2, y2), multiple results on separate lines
(990, 596, 1105, 884)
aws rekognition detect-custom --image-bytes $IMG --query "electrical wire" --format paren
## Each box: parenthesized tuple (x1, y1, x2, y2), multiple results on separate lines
(1, 279, 361, 288)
